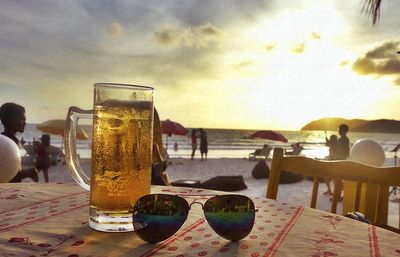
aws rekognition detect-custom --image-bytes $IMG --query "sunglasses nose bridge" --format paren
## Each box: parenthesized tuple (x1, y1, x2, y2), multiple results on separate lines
(189, 201, 204, 210)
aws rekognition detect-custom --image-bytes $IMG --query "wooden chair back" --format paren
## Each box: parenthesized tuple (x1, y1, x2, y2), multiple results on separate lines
(266, 148, 400, 231)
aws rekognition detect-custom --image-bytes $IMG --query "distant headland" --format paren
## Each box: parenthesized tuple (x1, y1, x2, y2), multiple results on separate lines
(301, 118, 400, 134)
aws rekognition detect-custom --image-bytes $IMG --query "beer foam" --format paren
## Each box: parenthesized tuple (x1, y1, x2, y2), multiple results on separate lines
(97, 100, 153, 110)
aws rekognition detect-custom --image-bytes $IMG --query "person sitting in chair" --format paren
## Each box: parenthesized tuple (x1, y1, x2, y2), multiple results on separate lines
(285, 142, 303, 155)
(249, 144, 272, 159)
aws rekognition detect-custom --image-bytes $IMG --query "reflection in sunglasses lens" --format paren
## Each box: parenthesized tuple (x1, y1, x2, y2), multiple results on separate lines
(133, 194, 189, 244)
(204, 195, 256, 241)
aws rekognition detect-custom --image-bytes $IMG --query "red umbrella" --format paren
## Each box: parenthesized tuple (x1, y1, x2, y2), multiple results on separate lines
(161, 119, 187, 149)
(250, 130, 288, 143)
(161, 119, 187, 136)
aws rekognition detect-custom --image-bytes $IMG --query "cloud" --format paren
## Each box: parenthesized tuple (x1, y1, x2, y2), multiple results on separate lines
(291, 43, 305, 54)
(153, 22, 223, 48)
(105, 21, 125, 38)
(340, 60, 349, 66)
(234, 60, 253, 68)
(375, 59, 400, 74)
(153, 30, 176, 45)
(265, 44, 275, 51)
(198, 23, 221, 37)
(311, 32, 321, 40)
(353, 57, 376, 74)
(352, 40, 400, 85)
(154, 0, 278, 27)
(365, 41, 399, 59)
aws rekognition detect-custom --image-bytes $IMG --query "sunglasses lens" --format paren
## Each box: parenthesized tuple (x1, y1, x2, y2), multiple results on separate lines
(133, 194, 189, 244)
(204, 195, 256, 241)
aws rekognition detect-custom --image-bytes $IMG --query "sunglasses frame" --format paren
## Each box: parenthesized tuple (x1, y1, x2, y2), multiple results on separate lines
(132, 193, 258, 244)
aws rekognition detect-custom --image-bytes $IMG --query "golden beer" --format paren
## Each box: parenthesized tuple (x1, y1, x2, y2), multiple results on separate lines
(90, 100, 153, 213)
(65, 83, 154, 232)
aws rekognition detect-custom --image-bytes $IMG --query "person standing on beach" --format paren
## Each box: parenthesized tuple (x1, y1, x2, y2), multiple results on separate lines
(324, 134, 338, 195)
(199, 128, 208, 161)
(190, 129, 197, 160)
(35, 134, 51, 182)
(0, 102, 38, 182)
(330, 124, 350, 200)
(337, 124, 350, 160)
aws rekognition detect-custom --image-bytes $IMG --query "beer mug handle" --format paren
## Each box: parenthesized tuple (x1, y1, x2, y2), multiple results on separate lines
(65, 106, 93, 191)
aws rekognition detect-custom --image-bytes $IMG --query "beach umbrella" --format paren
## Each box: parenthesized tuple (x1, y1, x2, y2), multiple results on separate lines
(37, 119, 89, 141)
(391, 143, 400, 166)
(391, 144, 400, 153)
(250, 130, 288, 143)
(161, 119, 187, 149)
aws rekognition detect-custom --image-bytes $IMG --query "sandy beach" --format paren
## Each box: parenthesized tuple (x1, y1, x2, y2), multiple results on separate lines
(20, 157, 400, 228)
(22, 158, 334, 208)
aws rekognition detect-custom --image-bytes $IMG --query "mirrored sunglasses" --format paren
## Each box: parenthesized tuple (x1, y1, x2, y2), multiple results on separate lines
(133, 194, 257, 244)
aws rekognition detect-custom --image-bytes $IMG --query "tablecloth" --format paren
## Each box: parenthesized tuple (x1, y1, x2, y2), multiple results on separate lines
(1, 183, 400, 257)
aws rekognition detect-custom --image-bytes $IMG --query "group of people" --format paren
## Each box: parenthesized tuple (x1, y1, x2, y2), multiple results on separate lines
(190, 128, 208, 161)
(1, 102, 51, 183)
(324, 123, 350, 196)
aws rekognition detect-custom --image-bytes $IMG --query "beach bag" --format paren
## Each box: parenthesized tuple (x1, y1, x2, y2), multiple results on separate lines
(252, 160, 270, 179)
(151, 161, 169, 186)
(200, 175, 247, 191)
(151, 108, 171, 186)
(171, 180, 201, 188)
(251, 160, 303, 184)
(279, 171, 303, 184)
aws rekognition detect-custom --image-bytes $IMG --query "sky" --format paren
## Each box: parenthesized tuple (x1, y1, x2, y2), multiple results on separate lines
(0, 0, 399, 130)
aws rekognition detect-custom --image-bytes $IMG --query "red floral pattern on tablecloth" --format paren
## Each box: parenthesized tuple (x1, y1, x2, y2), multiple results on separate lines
(6, 234, 84, 256)
(0, 191, 89, 233)
(0, 184, 90, 256)
(310, 215, 344, 257)
(0, 188, 26, 200)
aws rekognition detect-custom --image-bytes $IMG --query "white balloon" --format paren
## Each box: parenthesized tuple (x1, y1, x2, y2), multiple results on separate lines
(350, 139, 385, 166)
(0, 134, 21, 183)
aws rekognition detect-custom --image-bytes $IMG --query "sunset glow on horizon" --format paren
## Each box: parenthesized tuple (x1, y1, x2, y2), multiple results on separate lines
(0, 1, 399, 130)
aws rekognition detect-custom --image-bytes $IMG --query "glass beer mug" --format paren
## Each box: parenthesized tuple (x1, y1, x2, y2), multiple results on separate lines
(65, 83, 154, 232)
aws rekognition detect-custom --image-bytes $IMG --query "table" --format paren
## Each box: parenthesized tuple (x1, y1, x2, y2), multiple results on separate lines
(1, 183, 400, 257)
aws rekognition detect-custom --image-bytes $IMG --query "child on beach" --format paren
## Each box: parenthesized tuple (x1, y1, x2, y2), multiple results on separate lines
(324, 134, 338, 195)
(0, 102, 38, 182)
(35, 134, 51, 182)
(326, 134, 338, 160)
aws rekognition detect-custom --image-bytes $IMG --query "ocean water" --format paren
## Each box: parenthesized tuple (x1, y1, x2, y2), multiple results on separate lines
(7, 124, 400, 161)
